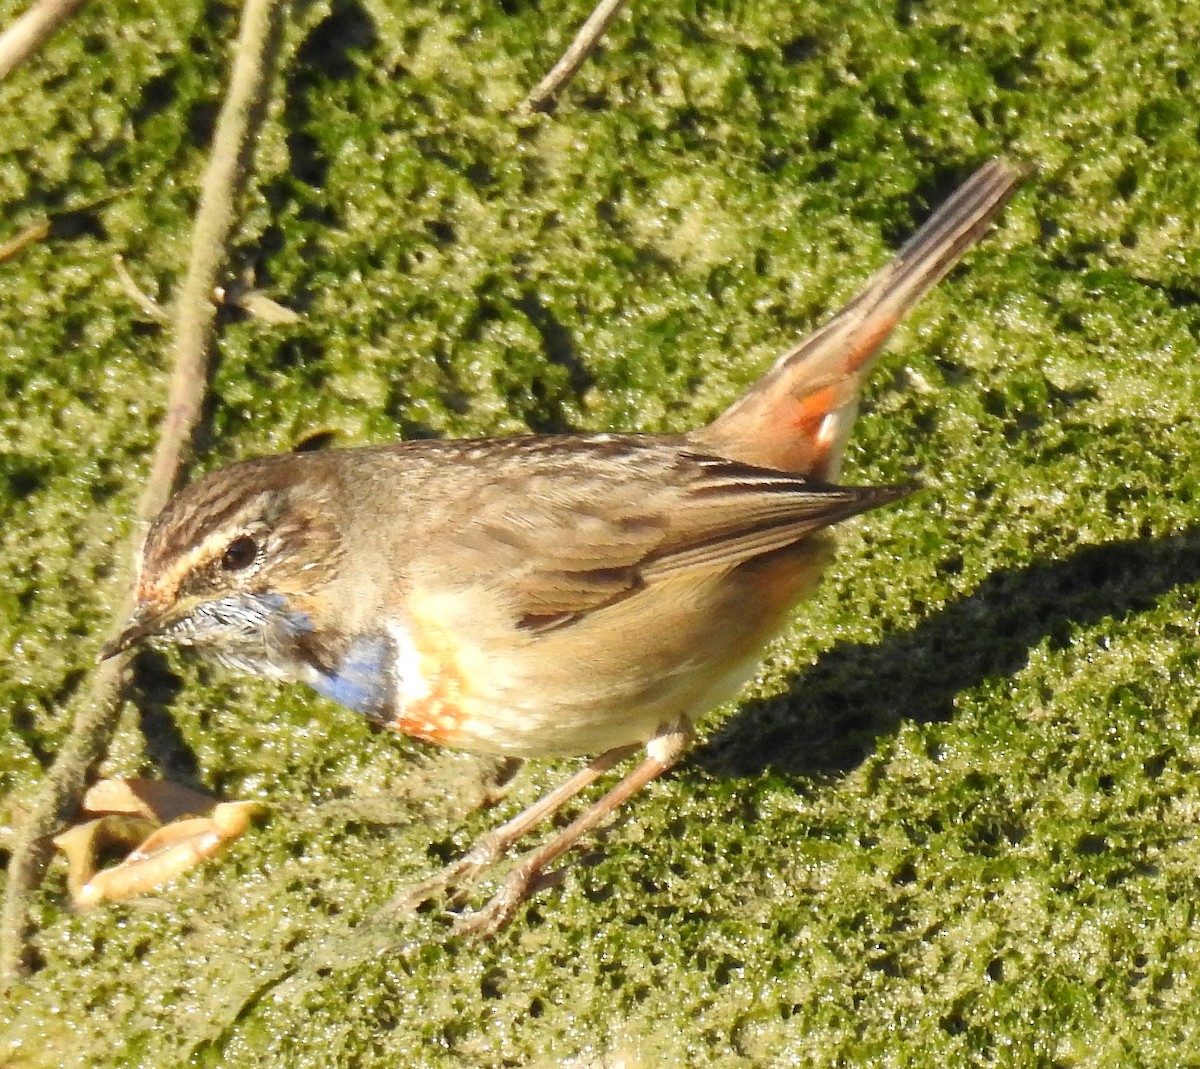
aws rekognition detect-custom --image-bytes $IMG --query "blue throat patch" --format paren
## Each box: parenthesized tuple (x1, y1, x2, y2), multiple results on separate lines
(308, 633, 393, 719)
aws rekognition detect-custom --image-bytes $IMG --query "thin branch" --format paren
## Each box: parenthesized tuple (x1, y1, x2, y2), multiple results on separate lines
(0, 219, 50, 262)
(112, 254, 171, 323)
(136, 0, 286, 512)
(0, 0, 287, 983)
(520, 0, 630, 115)
(0, 0, 90, 81)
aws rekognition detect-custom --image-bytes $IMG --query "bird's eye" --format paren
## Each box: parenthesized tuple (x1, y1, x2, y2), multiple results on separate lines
(221, 535, 259, 572)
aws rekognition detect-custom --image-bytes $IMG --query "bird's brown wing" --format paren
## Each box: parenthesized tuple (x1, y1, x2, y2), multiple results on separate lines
(418, 440, 908, 632)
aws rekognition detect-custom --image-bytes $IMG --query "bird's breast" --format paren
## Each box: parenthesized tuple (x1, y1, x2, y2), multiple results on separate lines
(301, 613, 472, 747)
(304, 632, 393, 718)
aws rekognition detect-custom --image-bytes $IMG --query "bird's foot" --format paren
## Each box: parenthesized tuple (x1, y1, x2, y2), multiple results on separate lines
(449, 862, 542, 938)
(383, 836, 502, 916)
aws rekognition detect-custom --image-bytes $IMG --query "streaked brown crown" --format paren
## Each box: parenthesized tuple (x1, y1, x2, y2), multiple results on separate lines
(136, 453, 345, 609)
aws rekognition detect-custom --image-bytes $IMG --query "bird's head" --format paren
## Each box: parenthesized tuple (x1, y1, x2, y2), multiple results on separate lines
(101, 454, 345, 673)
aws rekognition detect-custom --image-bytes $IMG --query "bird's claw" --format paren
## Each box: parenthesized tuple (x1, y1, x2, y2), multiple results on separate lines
(383, 837, 501, 916)
(383, 846, 541, 938)
(450, 865, 535, 938)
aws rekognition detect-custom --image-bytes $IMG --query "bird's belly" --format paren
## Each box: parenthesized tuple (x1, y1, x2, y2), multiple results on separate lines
(451, 643, 769, 758)
(393, 540, 834, 759)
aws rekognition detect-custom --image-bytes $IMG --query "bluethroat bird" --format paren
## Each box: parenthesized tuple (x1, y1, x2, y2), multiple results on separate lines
(101, 158, 1021, 935)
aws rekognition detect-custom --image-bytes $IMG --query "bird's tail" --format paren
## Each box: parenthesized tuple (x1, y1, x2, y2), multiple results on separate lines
(690, 158, 1024, 478)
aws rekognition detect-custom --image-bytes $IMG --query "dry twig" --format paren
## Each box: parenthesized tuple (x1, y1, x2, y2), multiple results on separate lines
(0, 0, 287, 983)
(520, 0, 630, 114)
(0, 0, 90, 81)
(0, 219, 51, 262)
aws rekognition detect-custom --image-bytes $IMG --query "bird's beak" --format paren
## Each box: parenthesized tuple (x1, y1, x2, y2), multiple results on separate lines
(97, 604, 168, 663)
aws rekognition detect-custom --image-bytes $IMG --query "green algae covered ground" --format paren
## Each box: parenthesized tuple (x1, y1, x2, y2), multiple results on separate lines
(4, 0, 1200, 1064)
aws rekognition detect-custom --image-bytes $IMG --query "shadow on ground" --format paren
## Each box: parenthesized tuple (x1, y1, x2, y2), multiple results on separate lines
(698, 529, 1200, 779)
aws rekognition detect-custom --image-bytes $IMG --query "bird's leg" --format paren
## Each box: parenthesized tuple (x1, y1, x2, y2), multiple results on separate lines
(453, 722, 693, 938)
(385, 742, 639, 915)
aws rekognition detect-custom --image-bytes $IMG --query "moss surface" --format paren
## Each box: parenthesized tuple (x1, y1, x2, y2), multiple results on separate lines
(4, 0, 1200, 1064)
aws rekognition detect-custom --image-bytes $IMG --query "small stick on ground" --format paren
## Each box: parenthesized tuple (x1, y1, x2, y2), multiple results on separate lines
(0, 0, 286, 983)
(0, 219, 51, 262)
(519, 0, 630, 115)
(0, 0, 90, 81)
(112, 255, 171, 324)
